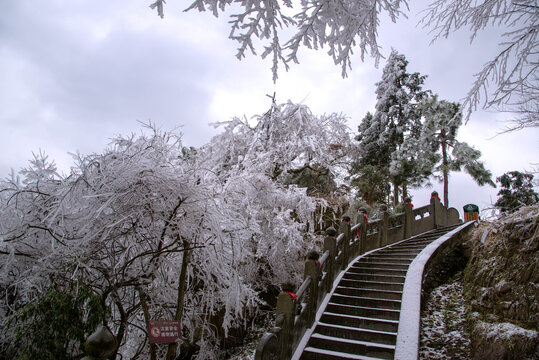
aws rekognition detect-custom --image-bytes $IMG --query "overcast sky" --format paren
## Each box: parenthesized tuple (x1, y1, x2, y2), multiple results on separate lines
(1, 0, 537, 217)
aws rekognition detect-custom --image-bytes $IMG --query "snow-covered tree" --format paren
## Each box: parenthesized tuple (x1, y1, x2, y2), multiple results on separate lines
(0, 131, 263, 359)
(389, 136, 434, 197)
(494, 170, 538, 213)
(203, 100, 353, 186)
(413, 96, 495, 207)
(1, 102, 353, 359)
(354, 50, 430, 205)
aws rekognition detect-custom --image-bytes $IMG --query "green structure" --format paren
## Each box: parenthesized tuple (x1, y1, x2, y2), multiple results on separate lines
(463, 204, 479, 221)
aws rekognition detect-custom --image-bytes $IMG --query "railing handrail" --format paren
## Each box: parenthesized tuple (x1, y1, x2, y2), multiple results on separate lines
(254, 192, 462, 359)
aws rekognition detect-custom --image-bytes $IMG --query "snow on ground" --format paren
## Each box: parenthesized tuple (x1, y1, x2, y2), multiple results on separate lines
(420, 272, 472, 360)
(228, 346, 255, 360)
(474, 320, 538, 343)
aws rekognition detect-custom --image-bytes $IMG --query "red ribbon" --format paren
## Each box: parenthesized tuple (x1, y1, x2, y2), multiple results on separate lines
(284, 291, 297, 301)
(357, 213, 368, 237)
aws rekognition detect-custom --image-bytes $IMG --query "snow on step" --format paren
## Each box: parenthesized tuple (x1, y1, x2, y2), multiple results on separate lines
(310, 333, 396, 350)
(337, 285, 403, 293)
(327, 302, 400, 315)
(322, 311, 399, 325)
(316, 321, 398, 336)
(331, 293, 401, 303)
(301, 347, 384, 360)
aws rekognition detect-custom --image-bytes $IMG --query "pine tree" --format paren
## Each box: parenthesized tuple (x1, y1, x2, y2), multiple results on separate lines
(416, 96, 495, 206)
(494, 171, 538, 213)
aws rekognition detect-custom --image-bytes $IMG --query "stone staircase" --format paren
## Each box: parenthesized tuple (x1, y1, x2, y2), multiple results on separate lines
(295, 224, 461, 360)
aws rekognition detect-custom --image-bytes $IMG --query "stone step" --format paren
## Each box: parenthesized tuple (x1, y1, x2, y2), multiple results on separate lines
(325, 302, 400, 321)
(343, 272, 406, 284)
(300, 346, 384, 360)
(339, 279, 404, 291)
(329, 293, 401, 310)
(314, 322, 397, 345)
(320, 311, 399, 332)
(385, 246, 426, 252)
(353, 261, 410, 270)
(393, 241, 429, 246)
(306, 333, 395, 359)
(361, 255, 416, 263)
(335, 286, 403, 300)
(374, 250, 422, 256)
(348, 267, 408, 277)
(399, 239, 435, 246)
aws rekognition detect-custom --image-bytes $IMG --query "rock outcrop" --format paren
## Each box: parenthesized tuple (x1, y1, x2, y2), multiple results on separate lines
(463, 205, 538, 359)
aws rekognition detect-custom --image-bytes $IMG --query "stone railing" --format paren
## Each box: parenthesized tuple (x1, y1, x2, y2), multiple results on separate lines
(395, 220, 475, 359)
(254, 192, 461, 360)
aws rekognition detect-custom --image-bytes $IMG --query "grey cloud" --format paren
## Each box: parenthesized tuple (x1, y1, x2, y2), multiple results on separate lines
(0, 0, 218, 175)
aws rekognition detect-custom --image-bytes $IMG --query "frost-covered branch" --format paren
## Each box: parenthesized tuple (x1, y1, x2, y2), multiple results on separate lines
(421, 0, 539, 130)
(152, 0, 409, 80)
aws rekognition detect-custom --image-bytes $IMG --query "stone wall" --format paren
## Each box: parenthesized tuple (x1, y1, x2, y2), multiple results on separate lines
(463, 205, 538, 359)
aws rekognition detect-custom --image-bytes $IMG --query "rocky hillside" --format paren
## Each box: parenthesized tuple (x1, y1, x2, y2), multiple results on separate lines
(463, 205, 538, 359)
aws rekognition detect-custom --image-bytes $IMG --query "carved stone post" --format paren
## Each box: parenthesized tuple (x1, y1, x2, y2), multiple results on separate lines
(304, 252, 320, 328)
(323, 227, 337, 292)
(254, 332, 279, 360)
(357, 208, 368, 254)
(430, 191, 443, 229)
(404, 196, 413, 239)
(82, 325, 117, 360)
(379, 204, 389, 247)
(276, 284, 295, 359)
(339, 216, 351, 268)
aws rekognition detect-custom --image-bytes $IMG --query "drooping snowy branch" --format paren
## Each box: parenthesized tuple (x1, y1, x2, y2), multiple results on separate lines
(152, 0, 409, 80)
(420, 0, 539, 130)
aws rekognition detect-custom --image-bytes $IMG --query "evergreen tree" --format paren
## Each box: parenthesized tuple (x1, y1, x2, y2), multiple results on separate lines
(494, 171, 538, 213)
(349, 164, 390, 207)
(415, 96, 495, 206)
(354, 50, 430, 205)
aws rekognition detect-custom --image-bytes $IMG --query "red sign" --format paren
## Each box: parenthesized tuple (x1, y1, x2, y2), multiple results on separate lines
(148, 320, 182, 344)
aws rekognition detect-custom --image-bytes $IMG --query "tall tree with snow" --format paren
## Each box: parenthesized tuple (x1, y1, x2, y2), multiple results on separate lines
(354, 50, 430, 205)
(415, 96, 495, 207)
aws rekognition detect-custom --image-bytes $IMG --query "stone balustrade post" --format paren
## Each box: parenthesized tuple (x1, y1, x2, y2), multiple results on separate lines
(357, 207, 368, 254)
(404, 196, 413, 239)
(339, 216, 351, 268)
(304, 252, 320, 328)
(379, 204, 389, 247)
(82, 325, 117, 360)
(430, 191, 442, 229)
(323, 227, 337, 292)
(276, 283, 296, 359)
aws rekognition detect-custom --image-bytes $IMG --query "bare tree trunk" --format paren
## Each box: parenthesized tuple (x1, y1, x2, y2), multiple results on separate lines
(138, 287, 157, 360)
(111, 291, 127, 360)
(402, 182, 408, 201)
(165, 240, 191, 360)
(441, 130, 449, 207)
(393, 181, 399, 207)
